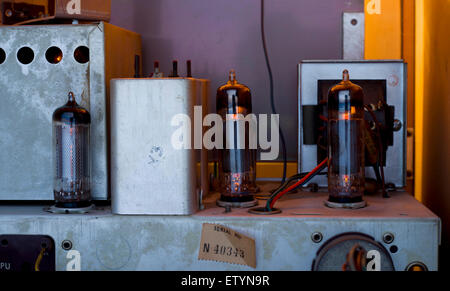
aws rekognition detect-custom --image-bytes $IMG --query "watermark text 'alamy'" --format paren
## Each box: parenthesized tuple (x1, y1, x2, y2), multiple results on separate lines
(171, 106, 280, 161)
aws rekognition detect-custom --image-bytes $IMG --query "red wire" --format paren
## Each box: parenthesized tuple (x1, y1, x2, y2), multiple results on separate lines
(269, 158, 328, 209)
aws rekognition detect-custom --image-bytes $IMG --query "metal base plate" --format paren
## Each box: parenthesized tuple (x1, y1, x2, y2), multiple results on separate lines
(324, 200, 367, 209)
(0, 187, 440, 271)
(45, 204, 95, 214)
(216, 199, 258, 208)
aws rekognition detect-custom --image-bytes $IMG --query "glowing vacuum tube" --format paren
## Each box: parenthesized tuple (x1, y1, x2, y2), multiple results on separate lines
(326, 70, 366, 209)
(52, 92, 92, 212)
(216, 70, 257, 208)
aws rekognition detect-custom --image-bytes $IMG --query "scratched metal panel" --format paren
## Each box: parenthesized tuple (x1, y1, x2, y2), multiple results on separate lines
(0, 23, 107, 200)
(110, 78, 209, 215)
(0, 191, 440, 271)
(343, 12, 365, 60)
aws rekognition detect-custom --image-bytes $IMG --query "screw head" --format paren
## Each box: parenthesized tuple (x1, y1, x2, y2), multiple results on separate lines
(393, 119, 403, 132)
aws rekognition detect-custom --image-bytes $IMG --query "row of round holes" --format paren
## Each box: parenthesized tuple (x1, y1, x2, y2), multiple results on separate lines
(0, 46, 89, 65)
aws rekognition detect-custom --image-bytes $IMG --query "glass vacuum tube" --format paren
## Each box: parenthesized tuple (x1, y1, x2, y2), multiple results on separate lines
(326, 70, 366, 209)
(52, 92, 91, 209)
(216, 70, 257, 208)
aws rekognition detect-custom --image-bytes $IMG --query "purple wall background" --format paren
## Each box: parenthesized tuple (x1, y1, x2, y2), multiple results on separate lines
(110, 0, 364, 160)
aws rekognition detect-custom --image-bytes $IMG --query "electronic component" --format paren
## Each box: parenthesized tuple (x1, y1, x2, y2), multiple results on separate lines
(312, 233, 395, 271)
(169, 60, 179, 78)
(0, 235, 55, 272)
(326, 70, 366, 209)
(298, 60, 406, 189)
(150, 61, 164, 78)
(0, 22, 142, 201)
(52, 92, 92, 212)
(110, 78, 209, 215)
(216, 70, 258, 208)
(186, 60, 192, 78)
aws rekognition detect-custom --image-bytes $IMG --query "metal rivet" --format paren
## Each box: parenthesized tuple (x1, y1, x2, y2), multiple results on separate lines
(393, 119, 403, 132)
(383, 232, 395, 244)
(311, 232, 323, 243)
(62, 240, 73, 251)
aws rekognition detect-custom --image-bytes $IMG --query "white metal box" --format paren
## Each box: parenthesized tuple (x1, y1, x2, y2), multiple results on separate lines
(110, 78, 210, 215)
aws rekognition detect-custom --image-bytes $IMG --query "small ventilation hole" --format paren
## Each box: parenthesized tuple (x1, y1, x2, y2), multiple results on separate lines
(74, 46, 89, 64)
(46, 46, 63, 64)
(0, 48, 6, 64)
(17, 47, 34, 65)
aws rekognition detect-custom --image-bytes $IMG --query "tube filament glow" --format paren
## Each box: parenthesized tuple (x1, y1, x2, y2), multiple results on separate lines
(216, 70, 257, 208)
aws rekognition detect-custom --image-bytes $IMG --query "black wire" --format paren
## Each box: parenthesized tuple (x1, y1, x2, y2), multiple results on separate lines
(269, 168, 327, 201)
(266, 162, 328, 210)
(255, 173, 307, 199)
(256, 172, 327, 199)
(271, 172, 327, 195)
(261, 0, 287, 184)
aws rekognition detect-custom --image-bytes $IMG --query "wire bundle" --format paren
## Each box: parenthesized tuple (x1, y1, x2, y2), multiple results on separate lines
(265, 159, 329, 211)
(364, 105, 388, 198)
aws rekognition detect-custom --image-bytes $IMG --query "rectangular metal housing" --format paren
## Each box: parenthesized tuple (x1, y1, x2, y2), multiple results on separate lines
(298, 60, 407, 188)
(0, 22, 142, 201)
(110, 78, 210, 215)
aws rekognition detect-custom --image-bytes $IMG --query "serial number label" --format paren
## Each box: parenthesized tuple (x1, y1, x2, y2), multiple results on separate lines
(198, 224, 256, 268)
(203, 244, 245, 258)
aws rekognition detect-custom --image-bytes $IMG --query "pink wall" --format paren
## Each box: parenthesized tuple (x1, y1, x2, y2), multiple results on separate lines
(110, 0, 364, 160)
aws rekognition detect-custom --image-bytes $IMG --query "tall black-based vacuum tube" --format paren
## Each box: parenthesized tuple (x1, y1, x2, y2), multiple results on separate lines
(326, 70, 366, 209)
(216, 70, 257, 208)
(52, 92, 92, 210)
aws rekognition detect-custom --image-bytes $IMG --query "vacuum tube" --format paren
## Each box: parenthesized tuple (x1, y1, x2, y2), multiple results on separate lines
(52, 92, 92, 212)
(326, 70, 366, 209)
(216, 70, 257, 208)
